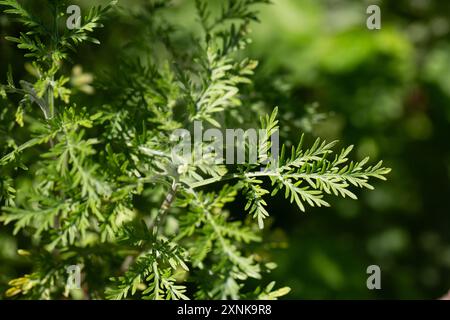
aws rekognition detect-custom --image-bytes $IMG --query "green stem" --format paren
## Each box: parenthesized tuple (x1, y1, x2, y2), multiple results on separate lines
(48, 76, 54, 119)
(48, 1, 59, 120)
(152, 179, 178, 237)
(190, 170, 280, 189)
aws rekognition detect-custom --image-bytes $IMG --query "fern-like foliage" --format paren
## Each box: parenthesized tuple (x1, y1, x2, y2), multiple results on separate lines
(0, 0, 389, 300)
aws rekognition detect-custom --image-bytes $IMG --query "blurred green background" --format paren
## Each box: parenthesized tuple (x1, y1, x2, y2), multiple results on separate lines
(1, 0, 449, 299)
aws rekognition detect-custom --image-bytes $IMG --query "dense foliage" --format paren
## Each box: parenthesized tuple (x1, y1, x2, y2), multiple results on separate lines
(6, 0, 450, 298)
(0, 0, 392, 299)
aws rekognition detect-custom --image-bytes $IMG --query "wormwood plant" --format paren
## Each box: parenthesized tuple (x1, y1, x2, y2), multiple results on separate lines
(0, 0, 390, 299)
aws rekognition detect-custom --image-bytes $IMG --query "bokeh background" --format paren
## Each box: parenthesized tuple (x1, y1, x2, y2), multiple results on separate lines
(1, 0, 449, 299)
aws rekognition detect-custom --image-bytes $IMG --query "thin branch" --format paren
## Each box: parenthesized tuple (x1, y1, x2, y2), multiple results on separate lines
(152, 179, 178, 236)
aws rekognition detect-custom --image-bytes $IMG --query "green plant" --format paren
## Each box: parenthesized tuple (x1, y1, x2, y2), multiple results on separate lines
(0, 0, 390, 300)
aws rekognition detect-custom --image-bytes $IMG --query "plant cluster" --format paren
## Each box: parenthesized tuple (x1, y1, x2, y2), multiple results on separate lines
(0, 0, 390, 299)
